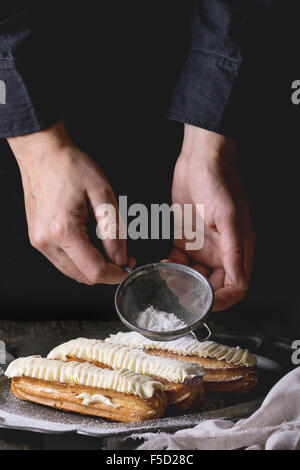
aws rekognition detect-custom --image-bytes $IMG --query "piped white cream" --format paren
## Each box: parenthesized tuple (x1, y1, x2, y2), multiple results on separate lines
(105, 332, 256, 367)
(48, 337, 204, 383)
(5, 356, 163, 399)
(76, 392, 120, 408)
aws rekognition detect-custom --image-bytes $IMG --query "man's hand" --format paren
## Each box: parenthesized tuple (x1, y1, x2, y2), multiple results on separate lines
(164, 125, 255, 311)
(8, 121, 133, 285)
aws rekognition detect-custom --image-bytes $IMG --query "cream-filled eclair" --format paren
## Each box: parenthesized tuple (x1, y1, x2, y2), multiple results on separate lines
(105, 332, 258, 394)
(5, 356, 167, 422)
(48, 338, 205, 410)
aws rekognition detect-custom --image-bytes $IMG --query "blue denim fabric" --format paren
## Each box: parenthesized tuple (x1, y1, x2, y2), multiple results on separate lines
(0, 0, 275, 140)
(168, 0, 273, 140)
(0, 5, 62, 137)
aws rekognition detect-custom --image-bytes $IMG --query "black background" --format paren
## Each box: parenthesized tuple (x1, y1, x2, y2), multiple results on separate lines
(0, 1, 300, 321)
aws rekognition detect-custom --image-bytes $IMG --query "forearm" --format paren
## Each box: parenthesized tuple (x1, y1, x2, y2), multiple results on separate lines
(180, 125, 237, 163)
(8, 121, 73, 163)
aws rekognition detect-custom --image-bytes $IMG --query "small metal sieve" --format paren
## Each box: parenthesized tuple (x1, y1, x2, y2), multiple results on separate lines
(115, 262, 214, 342)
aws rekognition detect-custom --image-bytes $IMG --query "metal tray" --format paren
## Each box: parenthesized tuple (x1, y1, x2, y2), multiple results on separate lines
(0, 325, 283, 438)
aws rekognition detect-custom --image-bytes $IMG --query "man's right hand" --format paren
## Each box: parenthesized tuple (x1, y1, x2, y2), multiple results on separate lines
(8, 121, 133, 285)
(162, 125, 255, 311)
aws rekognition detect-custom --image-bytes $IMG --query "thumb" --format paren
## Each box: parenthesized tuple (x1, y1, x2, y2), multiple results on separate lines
(218, 212, 247, 291)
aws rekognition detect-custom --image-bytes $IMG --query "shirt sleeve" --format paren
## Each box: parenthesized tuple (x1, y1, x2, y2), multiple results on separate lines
(0, 3, 63, 138)
(168, 0, 272, 140)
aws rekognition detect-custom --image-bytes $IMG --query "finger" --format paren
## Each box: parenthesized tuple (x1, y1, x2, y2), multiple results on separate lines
(243, 221, 255, 283)
(162, 255, 211, 277)
(39, 244, 93, 284)
(167, 246, 190, 265)
(218, 212, 247, 291)
(159, 252, 189, 294)
(159, 247, 190, 283)
(88, 186, 127, 267)
(160, 270, 200, 311)
(213, 285, 247, 311)
(62, 228, 128, 285)
(213, 214, 248, 310)
(190, 263, 211, 278)
(208, 267, 225, 291)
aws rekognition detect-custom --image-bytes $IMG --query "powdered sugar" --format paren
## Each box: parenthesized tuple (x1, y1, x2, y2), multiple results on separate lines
(136, 305, 187, 332)
(0, 374, 260, 437)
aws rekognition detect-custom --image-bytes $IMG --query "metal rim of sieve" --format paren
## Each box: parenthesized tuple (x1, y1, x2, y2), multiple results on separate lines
(114, 262, 214, 342)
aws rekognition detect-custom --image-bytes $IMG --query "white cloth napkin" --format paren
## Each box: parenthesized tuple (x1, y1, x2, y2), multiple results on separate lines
(118, 367, 300, 450)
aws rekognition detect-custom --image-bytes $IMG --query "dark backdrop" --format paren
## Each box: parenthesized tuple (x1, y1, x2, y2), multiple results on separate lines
(0, 1, 299, 320)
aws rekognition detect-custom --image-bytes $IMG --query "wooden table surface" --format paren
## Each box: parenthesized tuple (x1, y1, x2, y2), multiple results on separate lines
(0, 310, 297, 450)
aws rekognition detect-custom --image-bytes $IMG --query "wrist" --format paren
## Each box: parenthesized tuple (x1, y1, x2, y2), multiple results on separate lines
(180, 124, 237, 164)
(7, 120, 74, 164)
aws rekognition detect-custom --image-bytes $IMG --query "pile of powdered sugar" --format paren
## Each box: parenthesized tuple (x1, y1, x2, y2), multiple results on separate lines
(136, 305, 187, 332)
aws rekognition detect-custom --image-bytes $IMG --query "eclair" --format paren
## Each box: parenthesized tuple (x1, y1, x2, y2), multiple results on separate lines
(48, 338, 205, 410)
(105, 332, 258, 394)
(5, 356, 167, 422)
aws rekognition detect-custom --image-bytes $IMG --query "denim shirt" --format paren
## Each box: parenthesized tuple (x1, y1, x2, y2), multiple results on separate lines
(0, 1, 274, 140)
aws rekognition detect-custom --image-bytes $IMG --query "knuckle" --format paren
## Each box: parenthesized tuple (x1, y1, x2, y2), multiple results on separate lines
(226, 204, 238, 221)
(236, 281, 248, 299)
(97, 184, 114, 202)
(29, 231, 47, 250)
(88, 265, 106, 284)
(83, 279, 95, 286)
(239, 284, 248, 297)
(49, 220, 71, 242)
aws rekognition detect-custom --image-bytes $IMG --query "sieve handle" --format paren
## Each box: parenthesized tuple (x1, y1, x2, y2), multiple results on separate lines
(191, 322, 211, 342)
(122, 266, 134, 274)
